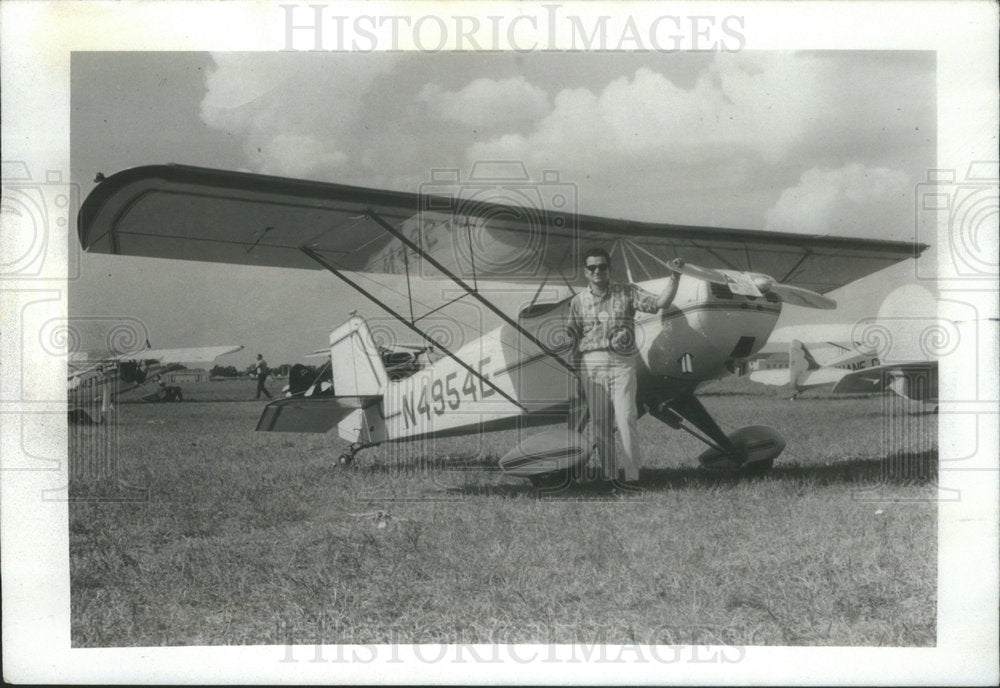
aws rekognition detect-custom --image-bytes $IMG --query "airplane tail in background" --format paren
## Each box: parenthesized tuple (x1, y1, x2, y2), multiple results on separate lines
(750, 339, 833, 394)
(788, 339, 820, 387)
(328, 316, 390, 397)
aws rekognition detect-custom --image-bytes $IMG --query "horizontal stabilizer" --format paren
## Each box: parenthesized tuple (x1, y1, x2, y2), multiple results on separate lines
(831, 361, 937, 398)
(750, 363, 849, 390)
(798, 367, 852, 387)
(748, 370, 790, 387)
(831, 369, 889, 394)
(256, 396, 376, 433)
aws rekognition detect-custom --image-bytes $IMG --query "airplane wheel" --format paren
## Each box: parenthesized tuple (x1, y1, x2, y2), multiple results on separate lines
(697, 426, 785, 475)
(338, 453, 354, 466)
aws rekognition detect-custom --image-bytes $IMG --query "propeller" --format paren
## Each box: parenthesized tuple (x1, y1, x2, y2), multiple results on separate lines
(666, 257, 837, 310)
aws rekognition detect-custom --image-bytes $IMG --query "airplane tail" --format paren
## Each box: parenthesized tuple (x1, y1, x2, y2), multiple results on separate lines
(328, 316, 390, 396)
(788, 339, 820, 387)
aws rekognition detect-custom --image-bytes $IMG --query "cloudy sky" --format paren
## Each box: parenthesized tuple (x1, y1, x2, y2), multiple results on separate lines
(71, 50, 935, 364)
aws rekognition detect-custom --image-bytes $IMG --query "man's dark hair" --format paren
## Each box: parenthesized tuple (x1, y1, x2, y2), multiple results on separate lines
(583, 247, 611, 265)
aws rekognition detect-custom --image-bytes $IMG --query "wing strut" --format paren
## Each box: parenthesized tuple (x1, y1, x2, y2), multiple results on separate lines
(364, 209, 579, 377)
(299, 246, 527, 412)
(780, 251, 812, 284)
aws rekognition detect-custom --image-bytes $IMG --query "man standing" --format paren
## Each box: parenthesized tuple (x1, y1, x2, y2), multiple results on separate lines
(251, 353, 273, 400)
(567, 248, 682, 485)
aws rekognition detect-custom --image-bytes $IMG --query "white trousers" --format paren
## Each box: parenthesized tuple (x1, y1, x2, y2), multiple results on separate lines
(574, 351, 641, 482)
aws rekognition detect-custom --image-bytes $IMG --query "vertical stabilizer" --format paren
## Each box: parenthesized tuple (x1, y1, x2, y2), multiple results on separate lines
(329, 316, 389, 396)
(788, 339, 820, 387)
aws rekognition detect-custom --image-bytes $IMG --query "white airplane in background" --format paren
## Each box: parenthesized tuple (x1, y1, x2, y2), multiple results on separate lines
(69, 342, 243, 424)
(77, 164, 926, 482)
(283, 342, 434, 397)
(750, 339, 883, 399)
(749, 322, 941, 405)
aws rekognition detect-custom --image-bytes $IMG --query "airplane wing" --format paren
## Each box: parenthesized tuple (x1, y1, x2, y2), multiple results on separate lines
(831, 361, 938, 395)
(830, 369, 886, 394)
(67, 345, 241, 385)
(78, 164, 926, 293)
(133, 345, 243, 364)
(750, 366, 851, 389)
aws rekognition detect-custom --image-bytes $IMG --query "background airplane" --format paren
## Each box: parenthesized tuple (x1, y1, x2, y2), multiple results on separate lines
(749, 339, 883, 399)
(745, 308, 970, 407)
(68, 342, 243, 424)
(77, 164, 926, 481)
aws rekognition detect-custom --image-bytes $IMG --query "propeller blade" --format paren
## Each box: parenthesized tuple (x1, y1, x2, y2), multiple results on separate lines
(769, 284, 837, 310)
(666, 259, 729, 285)
(667, 257, 835, 309)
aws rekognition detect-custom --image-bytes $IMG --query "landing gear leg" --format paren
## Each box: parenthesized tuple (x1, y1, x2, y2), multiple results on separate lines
(338, 445, 358, 465)
(338, 441, 375, 466)
(648, 395, 785, 474)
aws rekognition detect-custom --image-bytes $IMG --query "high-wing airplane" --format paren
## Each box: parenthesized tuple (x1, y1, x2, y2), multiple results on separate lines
(829, 360, 938, 405)
(749, 339, 883, 399)
(68, 342, 243, 424)
(749, 329, 939, 405)
(77, 164, 926, 480)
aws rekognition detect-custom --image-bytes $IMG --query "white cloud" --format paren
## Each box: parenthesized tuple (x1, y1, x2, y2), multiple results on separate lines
(192, 52, 932, 229)
(468, 54, 829, 172)
(464, 52, 932, 226)
(259, 134, 349, 177)
(199, 52, 399, 178)
(417, 76, 549, 128)
(764, 163, 912, 239)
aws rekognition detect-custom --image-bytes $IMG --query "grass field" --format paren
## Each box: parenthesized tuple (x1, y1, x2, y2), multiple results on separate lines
(69, 377, 937, 647)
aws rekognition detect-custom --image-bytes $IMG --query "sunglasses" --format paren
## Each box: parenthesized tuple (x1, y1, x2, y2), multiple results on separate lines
(585, 263, 609, 273)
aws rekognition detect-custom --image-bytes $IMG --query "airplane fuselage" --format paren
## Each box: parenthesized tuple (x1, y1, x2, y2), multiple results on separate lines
(333, 276, 782, 446)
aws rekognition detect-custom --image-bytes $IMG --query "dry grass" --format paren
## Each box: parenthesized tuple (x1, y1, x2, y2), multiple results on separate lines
(70, 378, 936, 647)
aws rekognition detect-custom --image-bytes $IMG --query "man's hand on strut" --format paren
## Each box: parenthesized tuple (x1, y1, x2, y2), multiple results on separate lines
(657, 257, 685, 309)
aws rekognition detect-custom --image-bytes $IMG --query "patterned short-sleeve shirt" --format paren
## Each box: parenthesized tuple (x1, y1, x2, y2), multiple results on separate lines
(567, 283, 659, 355)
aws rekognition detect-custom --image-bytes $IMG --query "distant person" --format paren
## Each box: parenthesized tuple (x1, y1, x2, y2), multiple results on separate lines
(566, 248, 683, 486)
(155, 374, 167, 400)
(250, 354, 273, 400)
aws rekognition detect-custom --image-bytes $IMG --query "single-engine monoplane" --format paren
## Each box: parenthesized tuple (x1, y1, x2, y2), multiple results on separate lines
(77, 164, 926, 480)
(69, 341, 243, 424)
